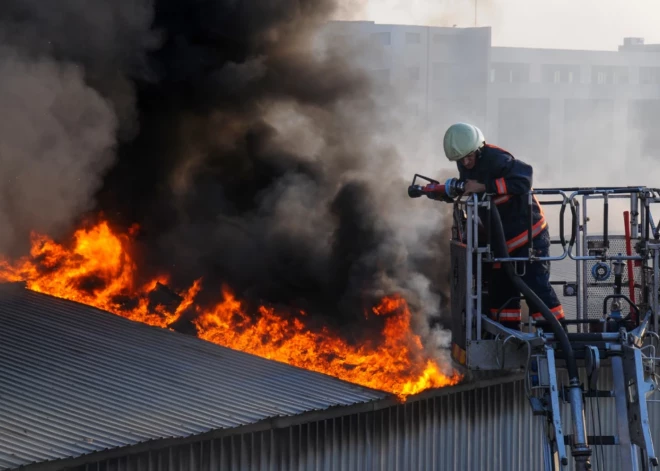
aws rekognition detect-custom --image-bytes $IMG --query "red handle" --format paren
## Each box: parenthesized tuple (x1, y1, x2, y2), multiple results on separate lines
(422, 184, 447, 194)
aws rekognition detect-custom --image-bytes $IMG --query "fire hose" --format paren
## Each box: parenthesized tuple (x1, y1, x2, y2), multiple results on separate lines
(488, 202, 577, 375)
(407, 173, 580, 382)
(488, 200, 592, 467)
(408, 176, 613, 467)
(624, 210, 638, 324)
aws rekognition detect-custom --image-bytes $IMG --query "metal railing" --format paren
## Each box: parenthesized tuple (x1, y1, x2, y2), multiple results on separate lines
(452, 186, 660, 339)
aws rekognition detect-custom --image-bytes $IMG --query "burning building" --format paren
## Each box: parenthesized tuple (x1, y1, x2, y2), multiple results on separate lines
(0, 0, 480, 469)
(0, 283, 538, 471)
(1, 280, 659, 471)
(0, 0, 459, 393)
(0, 1, 472, 467)
(2, 1, 658, 469)
(0, 220, 460, 397)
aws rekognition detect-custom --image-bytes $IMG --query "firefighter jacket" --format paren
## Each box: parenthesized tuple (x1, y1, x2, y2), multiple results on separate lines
(457, 144, 547, 253)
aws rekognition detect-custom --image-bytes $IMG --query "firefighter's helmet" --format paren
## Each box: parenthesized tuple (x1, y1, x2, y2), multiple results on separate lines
(443, 123, 485, 161)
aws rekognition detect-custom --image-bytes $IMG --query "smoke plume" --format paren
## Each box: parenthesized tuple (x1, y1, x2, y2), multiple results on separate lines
(0, 1, 158, 255)
(0, 0, 454, 354)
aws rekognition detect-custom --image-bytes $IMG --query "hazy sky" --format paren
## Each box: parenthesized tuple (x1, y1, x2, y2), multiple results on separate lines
(337, 0, 660, 50)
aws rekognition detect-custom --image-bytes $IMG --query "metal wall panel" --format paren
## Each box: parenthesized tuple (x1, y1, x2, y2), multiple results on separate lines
(67, 375, 659, 471)
(0, 286, 386, 471)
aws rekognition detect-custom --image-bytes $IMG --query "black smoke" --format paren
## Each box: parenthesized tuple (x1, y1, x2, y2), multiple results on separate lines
(0, 0, 158, 254)
(0, 0, 454, 342)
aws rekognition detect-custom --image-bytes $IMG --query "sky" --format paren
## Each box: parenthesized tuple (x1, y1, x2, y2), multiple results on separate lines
(336, 0, 660, 50)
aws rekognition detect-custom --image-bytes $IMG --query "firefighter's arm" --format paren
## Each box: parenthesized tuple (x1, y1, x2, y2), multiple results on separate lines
(456, 164, 486, 194)
(484, 153, 533, 195)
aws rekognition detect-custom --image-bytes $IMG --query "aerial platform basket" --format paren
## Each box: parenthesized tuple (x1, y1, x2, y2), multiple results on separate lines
(445, 186, 660, 471)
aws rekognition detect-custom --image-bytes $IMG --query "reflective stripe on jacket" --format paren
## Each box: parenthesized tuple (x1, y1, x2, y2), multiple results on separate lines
(458, 144, 547, 253)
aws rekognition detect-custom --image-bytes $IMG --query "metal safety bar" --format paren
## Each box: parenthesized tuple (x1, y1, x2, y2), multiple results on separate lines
(450, 186, 660, 471)
(453, 186, 660, 337)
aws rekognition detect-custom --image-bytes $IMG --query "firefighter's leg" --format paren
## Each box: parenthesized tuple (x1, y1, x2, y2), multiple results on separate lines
(488, 263, 522, 330)
(521, 243, 565, 323)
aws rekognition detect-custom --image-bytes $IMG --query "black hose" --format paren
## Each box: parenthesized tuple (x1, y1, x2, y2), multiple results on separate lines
(603, 195, 609, 249)
(559, 201, 566, 247)
(527, 195, 533, 252)
(489, 202, 580, 381)
(559, 197, 578, 248)
(570, 200, 578, 247)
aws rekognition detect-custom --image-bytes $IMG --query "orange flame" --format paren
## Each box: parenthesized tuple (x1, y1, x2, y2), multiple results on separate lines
(0, 221, 173, 327)
(0, 220, 462, 399)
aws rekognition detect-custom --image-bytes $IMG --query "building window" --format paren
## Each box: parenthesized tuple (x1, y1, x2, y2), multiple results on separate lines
(490, 63, 530, 84)
(406, 32, 421, 45)
(614, 68, 629, 84)
(371, 32, 391, 46)
(591, 66, 629, 85)
(431, 62, 463, 89)
(541, 65, 580, 84)
(640, 67, 660, 84)
(432, 33, 458, 50)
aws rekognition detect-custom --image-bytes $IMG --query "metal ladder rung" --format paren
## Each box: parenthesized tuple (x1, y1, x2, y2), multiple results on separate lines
(564, 435, 618, 446)
(560, 388, 614, 398)
(582, 389, 614, 398)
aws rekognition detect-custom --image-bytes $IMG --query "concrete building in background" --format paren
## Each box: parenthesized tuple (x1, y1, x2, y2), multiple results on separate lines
(325, 22, 660, 177)
(490, 38, 660, 175)
(323, 21, 491, 157)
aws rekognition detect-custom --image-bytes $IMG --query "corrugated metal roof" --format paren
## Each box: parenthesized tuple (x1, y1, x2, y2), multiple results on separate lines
(0, 284, 388, 471)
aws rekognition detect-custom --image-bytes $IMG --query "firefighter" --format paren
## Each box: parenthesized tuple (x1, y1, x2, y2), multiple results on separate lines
(442, 122, 565, 330)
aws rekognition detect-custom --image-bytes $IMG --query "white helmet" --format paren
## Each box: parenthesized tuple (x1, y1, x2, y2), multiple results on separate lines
(443, 123, 485, 161)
